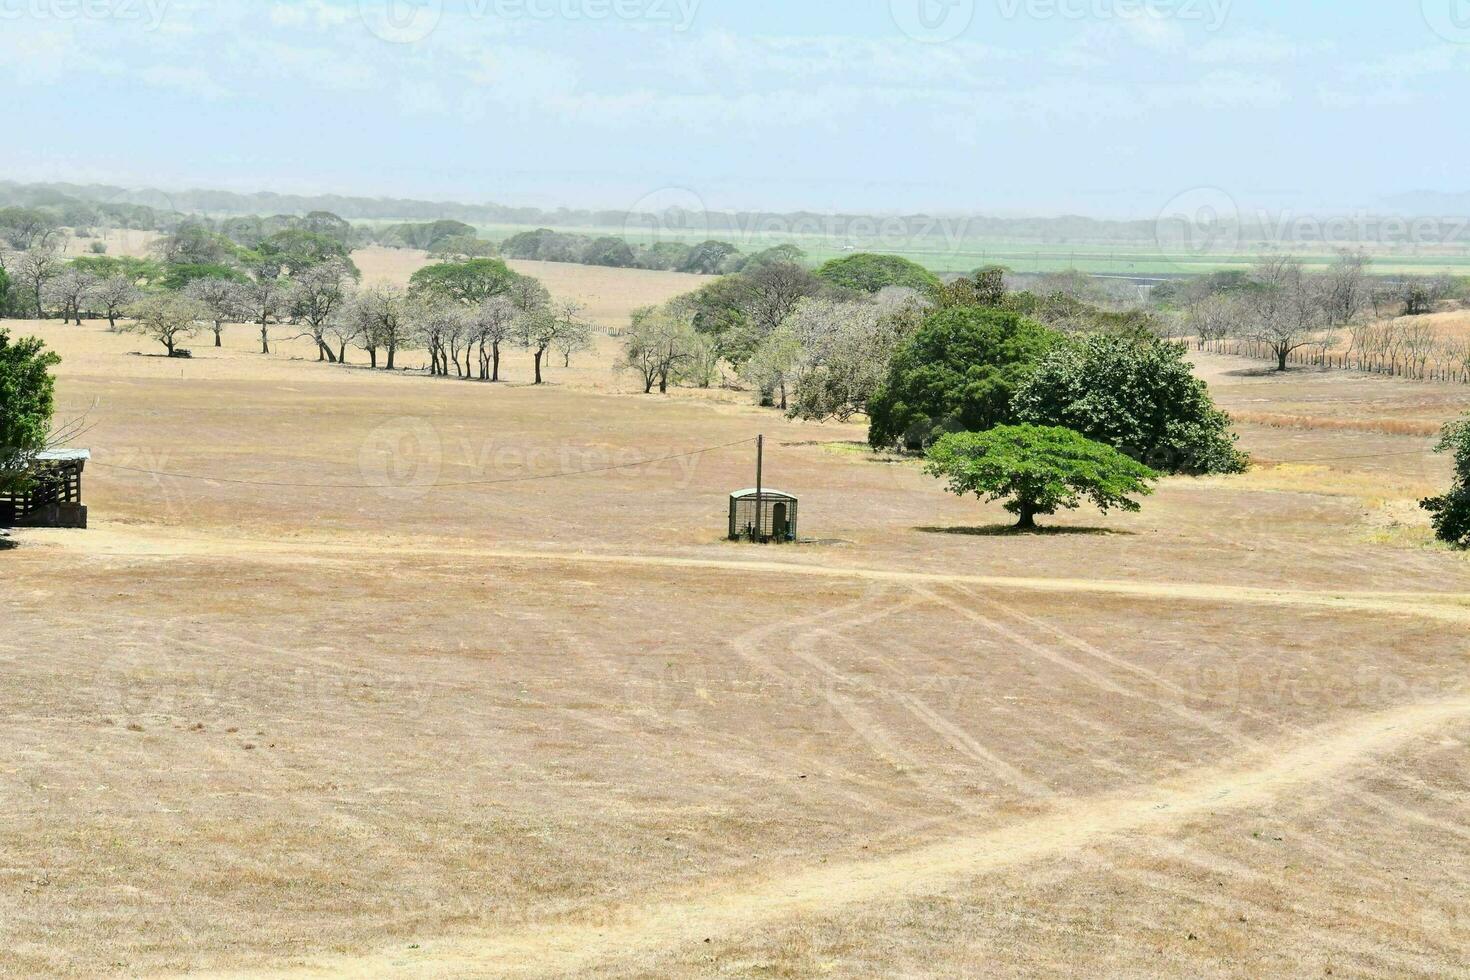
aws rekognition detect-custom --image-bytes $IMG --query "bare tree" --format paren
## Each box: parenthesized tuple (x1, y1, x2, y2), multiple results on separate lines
(782, 296, 915, 422)
(123, 294, 207, 356)
(14, 246, 63, 319)
(470, 296, 516, 381)
(236, 277, 289, 354)
(1183, 293, 1240, 350)
(411, 294, 468, 377)
(1399, 275, 1453, 317)
(86, 275, 141, 331)
(184, 278, 243, 347)
(287, 260, 354, 361)
(43, 269, 98, 325)
(517, 301, 589, 385)
(1322, 249, 1372, 326)
(1241, 257, 1335, 371)
(348, 286, 411, 370)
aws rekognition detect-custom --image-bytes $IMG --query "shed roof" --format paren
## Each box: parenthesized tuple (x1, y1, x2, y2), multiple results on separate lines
(730, 488, 796, 500)
(36, 449, 91, 462)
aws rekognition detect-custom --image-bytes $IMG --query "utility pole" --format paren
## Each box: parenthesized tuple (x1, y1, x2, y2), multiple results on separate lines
(754, 434, 764, 542)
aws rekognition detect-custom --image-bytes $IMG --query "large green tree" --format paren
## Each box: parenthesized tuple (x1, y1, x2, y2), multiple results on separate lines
(817, 253, 941, 296)
(0, 329, 60, 494)
(1421, 418, 1470, 549)
(926, 425, 1159, 530)
(1012, 333, 1247, 475)
(408, 258, 518, 306)
(867, 306, 1058, 450)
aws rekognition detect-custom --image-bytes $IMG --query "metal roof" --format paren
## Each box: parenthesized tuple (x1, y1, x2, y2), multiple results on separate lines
(730, 488, 796, 500)
(35, 449, 91, 462)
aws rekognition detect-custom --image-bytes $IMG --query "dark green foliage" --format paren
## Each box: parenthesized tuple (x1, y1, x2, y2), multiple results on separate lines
(926, 425, 1159, 529)
(158, 263, 250, 291)
(1012, 333, 1247, 475)
(816, 254, 941, 296)
(0, 329, 59, 495)
(582, 236, 637, 268)
(408, 258, 518, 305)
(1421, 419, 1470, 548)
(867, 306, 1059, 450)
(252, 229, 358, 278)
(381, 220, 477, 251)
(680, 241, 740, 275)
(0, 266, 12, 316)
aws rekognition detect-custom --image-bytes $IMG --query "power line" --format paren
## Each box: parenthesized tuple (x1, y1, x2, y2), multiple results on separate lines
(89, 438, 757, 491)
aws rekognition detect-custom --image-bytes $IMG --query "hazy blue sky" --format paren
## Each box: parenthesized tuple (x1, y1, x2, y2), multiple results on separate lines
(3, 0, 1467, 217)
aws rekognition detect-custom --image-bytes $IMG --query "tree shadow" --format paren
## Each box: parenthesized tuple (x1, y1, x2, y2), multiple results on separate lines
(916, 524, 1132, 538)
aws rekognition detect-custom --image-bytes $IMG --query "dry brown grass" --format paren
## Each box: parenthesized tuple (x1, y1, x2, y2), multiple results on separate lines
(2, 324, 1469, 978)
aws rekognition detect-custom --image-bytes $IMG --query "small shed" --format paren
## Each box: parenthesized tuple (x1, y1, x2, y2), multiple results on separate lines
(728, 488, 798, 543)
(0, 450, 90, 529)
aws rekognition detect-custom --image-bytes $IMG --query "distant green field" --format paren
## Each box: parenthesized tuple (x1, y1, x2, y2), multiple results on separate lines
(359, 219, 1470, 279)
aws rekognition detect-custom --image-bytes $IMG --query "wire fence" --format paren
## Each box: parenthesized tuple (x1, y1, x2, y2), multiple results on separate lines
(1193, 338, 1470, 384)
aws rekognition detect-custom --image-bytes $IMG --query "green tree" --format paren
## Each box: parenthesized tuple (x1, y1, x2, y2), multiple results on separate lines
(0, 329, 60, 494)
(817, 253, 941, 296)
(158, 262, 248, 291)
(582, 236, 637, 268)
(123, 294, 207, 357)
(1421, 418, 1470, 549)
(867, 306, 1058, 450)
(925, 425, 1159, 530)
(1012, 333, 1247, 475)
(408, 258, 518, 306)
(252, 229, 358, 278)
(680, 240, 740, 275)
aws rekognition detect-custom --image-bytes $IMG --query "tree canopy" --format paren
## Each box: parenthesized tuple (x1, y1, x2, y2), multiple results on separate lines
(1421, 418, 1470, 549)
(0, 329, 60, 494)
(867, 306, 1058, 450)
(408, 258, 519, 306)
(817, 253, 941, 296)
(1012, 333, 1247, 475)
(925, 425, 1159, 529)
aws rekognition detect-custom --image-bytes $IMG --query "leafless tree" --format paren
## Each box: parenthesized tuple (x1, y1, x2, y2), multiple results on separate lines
(87, 275, 142, 330)
(123, 294, 207, 356)
(470, 296, 516, 381)
(44, 269, 99, 325)
(1323, 249, 1372, 325)
(287, 260, 354, 361)
(236, 277, 289, 354)
(347, 285, 412, 370)
(517, 301, 590, 385)
(184, 278, 243, 347)
(1240, 256, 1336, 371)
(14, 246, 63, 319)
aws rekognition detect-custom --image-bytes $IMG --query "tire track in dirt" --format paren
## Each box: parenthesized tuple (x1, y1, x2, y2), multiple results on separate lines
(44, 527, 1470, 626)
(179, 695, 1470, 980)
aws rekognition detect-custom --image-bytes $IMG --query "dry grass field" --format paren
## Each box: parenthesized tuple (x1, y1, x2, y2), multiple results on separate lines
(3, 281, 1470, 977)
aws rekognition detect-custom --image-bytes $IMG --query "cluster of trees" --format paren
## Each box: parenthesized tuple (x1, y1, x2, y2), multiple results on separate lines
(1167, 253, 1468, 373)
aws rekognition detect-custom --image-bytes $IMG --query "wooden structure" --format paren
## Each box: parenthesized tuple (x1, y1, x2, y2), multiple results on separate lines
(1, 450, 90, 529)
(728, 488, 798, 543)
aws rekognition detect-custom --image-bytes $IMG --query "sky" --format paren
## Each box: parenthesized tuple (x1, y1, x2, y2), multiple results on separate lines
(2, 0, 1468, 219)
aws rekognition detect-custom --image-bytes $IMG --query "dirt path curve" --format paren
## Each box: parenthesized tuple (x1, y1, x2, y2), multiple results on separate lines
(177, 695, 1470, 980)
(35, 524, 1470, 626)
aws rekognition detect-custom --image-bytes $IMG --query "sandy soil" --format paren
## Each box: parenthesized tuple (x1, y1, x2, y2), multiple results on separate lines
(2, 316, 1469, 978)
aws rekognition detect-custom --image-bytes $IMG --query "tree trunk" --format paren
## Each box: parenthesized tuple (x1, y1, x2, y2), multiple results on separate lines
(1015, 506, 1037, 530)
(338, 341, 347, 363)
(108, 313, 117, 330)
(534, 348, 544, 384)
(165, 336, 175, 356)
(214, 322, 223, 347)
(386, 344, 396, 371)
(259, 321, 270, 355)
(492, 343, 501, 382)
(1276, 348, 1288, 371)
